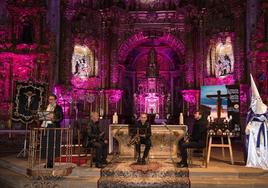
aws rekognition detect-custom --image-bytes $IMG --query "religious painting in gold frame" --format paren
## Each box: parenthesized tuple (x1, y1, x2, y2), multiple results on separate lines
(71, 45, 97, 78)
(206, 34, 234, 78)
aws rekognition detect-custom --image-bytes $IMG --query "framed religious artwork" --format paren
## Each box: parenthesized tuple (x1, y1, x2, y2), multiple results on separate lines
(71, 45, 98, 78)
(200, 85, 240, 137)
(206, 35, 235, 78)
(12, 81, 47, 123)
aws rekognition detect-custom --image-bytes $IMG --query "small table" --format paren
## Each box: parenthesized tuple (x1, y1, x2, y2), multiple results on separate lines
(206, 134, 234, 165)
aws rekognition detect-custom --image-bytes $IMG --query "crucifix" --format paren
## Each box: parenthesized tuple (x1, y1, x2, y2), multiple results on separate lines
(24, 91, 36, 111)
(207, 90, 229, 120)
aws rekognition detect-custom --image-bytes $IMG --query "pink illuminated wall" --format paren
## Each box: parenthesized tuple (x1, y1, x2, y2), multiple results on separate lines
(181, 90, 200, 115)
(0, 52, 49, 114)
(53, 84, 123, 117)
(0, 0, 253, 122)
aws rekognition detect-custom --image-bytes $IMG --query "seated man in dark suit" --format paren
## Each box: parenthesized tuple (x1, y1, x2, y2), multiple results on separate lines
(87, 112, 108, 168)
(177, 111, 208, 168)
(134, 113, 152, 165)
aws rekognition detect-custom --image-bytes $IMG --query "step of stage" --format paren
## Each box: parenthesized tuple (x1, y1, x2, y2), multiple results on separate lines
(0, 165, 100, 188)
(101, 161, 189, 178)
(99, 176, 190, 188)
(189, 166, 268, 178)
(189, 162, 268, 188)
(190, 177, 268, 188)
(1, 154, 268, 188)
(0, 155, 101, 188)
(98, 160, 190, 188)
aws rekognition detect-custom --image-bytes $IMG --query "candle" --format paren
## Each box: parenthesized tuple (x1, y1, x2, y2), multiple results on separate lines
(112, 112, 118, 124)
(179, 113, 184, 125)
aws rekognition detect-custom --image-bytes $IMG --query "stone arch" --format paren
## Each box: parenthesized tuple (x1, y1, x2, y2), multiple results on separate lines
(131, 50, 176, 71)
(117, 32, 185, 64)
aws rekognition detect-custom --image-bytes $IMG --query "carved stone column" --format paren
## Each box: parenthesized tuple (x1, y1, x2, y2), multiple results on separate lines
(47, 0, 61, 84)
(110, 22, 119, 88)
(61, 8, 75, 83)
(99, 10, 113, 116)
(246, 0, 259, 81)
(99, 10, 111, 89)
(233, 8, 246, 82)
(184, 22, 194, 88)
(195, 14, 205, 87)
(109, 8, 124, 89)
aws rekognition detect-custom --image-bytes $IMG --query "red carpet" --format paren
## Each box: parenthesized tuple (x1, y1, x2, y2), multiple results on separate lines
(55, 156, 88, 165)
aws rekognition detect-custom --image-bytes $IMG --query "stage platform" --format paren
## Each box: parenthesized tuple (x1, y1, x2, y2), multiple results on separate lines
(0, 142, 268, 188)
(98, 158, 189, 188)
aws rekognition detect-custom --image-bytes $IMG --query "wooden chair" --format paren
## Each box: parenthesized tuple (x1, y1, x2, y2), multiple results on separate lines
(187, 147, 207, 167)
(89, 147, 97, 167)
(76, 130, 92, 166)
(187, 132, 209, 168)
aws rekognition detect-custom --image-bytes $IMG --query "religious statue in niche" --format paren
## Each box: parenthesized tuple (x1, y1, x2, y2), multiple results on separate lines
(207, 36, 234, 77)
(21, 21, 34, 44)
(71, 45, 97, 78)
(20, 17, 34, 44)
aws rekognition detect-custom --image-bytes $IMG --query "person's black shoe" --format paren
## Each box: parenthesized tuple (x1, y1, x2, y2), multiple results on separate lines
(141, 158, 146, 165)
(177, 163, 188, 168)
(101, 159, 109, 165)
(176, 161, 184, 166)
(95, 163, 104, 168)
(137, 157, 142, 164)
(44, 165, 53, 168)
(44, 164, 53, 168)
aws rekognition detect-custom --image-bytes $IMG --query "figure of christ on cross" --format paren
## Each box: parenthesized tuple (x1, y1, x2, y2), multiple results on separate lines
(206, 90, 229, 120)
(24, 91, 36, 111)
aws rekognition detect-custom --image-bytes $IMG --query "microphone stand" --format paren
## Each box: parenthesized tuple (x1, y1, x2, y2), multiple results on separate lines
(17, 105, 39, 158)
(17, 121, 29, 158)
(162, 122, 174, 163)
(62, 98, 66, 127)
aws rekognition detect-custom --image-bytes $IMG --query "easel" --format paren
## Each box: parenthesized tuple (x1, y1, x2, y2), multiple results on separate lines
(16, 111, 48, 158)
(206, 134, 234, 165)
(17, 122, 29, 158)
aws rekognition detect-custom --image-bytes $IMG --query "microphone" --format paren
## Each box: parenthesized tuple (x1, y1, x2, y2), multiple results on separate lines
(162, 121, 172, 132)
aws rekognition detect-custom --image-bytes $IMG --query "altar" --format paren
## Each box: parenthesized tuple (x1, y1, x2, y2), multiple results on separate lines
(109, 124, 186, 159)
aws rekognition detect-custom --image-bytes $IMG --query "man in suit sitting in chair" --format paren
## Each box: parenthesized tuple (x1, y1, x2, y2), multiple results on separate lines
(134, 113, 152, 165)
(177, 111, 208, 168)
(87, 112, 108, 168)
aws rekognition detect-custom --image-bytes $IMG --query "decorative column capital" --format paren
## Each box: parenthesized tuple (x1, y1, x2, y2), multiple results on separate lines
(232, 7, 243, 19)
(181, 90, 200, 104)
(261, 2, 268, 9)
(105, 89, 123, 104)
(64, 9, 76, 21)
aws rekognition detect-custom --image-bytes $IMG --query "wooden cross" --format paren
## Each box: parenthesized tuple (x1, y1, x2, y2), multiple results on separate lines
(207, 90, 229, 119)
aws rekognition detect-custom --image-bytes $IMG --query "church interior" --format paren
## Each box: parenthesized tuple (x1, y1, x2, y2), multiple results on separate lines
(0, 0, 268, 187)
